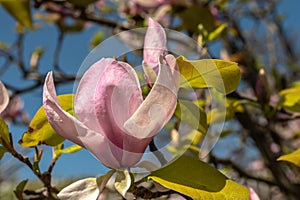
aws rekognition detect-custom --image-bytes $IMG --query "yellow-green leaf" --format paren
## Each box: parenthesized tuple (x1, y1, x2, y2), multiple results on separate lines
(208, 23, 227, 41)
(54, 144, 82, 160)
(279, 81, 300, 112)
(174, 99, 207, 134)
(0, 145, 7, 159)
(177, 56, 241, 94)
(19, 94, 74, 147)
(207, 98, 244, 124)
(1, 0, 33, 29)
(90, 31, 104, 49)
(148, 156, 249, 200)
(14, 179, 28, 200)
(0, 118, 10, 144)
(277, 149, 300, 167)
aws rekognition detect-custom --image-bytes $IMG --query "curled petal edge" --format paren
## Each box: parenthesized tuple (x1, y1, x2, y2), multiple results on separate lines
(0, 81, 9, 114)
(124, 54, 179, 139)
(43, 72, 120, 169)
(143, 17, 167, 69)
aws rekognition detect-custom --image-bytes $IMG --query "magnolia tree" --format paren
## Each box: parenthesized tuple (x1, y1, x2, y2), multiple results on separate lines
(0, 0, 300, 199)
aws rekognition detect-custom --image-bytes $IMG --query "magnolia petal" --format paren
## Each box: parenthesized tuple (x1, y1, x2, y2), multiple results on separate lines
(75, 58, 115, 133)
(124, 54, 179, 139)
(43, 72, 120, 169)
(143, 17, 167, 69)
(43, 72, 83, 146)
(93, 60, 152, 166)
(0, 81, 9, 114)
(58, 178, 99, 200)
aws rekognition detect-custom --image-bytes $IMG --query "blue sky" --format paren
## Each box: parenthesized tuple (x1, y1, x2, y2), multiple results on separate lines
(1, 0, 300, 182)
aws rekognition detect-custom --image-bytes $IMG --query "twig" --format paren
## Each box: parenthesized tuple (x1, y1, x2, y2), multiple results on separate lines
(210, 154, 278, 187)
(149, 139, 167, 165)
(53, 29, 64, 72)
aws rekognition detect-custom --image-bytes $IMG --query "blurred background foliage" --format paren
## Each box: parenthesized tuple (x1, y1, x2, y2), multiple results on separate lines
(1, 0, 300, 199)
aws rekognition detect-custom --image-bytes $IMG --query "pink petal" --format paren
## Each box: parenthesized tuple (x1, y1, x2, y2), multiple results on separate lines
(75, 58, 115, 133)
(143, 18, 167, 70)
(124, 54, 179, 139)
(93, 60, 151, 165)
(43, 72, 120, 169)
(0, 81, 9, 114)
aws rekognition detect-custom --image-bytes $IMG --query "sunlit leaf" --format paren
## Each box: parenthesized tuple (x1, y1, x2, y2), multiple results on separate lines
(279, 81, 300, 112)
(148, 156, 249, 199)
(19, 94, 74, 147)
(1, 0, 33, 29)
(0, 118, 10, 145)
(207, 98, 244, 124)
(114, 169, 131, 198)
(13, 179, 28, 200)
(177, 56, 241, 94)
(58, 170, 115, 200)
(54, 144, 82, 160)
(0, 145, 7, 159)
(277, 149, 300, 167)
(174, 99, 207, 134)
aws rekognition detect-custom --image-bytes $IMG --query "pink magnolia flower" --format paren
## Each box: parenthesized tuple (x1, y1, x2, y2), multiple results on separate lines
(1, 95, 25, 122)
(43, 19, 179, 169)
(0, 81, 9, 114)
(143, 18, 168, 85)
(143, 18, 168, 69)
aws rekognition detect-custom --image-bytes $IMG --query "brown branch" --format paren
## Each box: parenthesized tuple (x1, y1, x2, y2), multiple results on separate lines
(210, 154, 278, 187)
(0, 134, 59, 198)
(131, 185, 192, 200)
(236, 110, 300, 198)
(149, 139, 167, 165)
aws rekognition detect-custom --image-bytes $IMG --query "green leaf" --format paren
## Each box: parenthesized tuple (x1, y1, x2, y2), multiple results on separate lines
(207, 98, 244, 124)
(177, 6, 215, 33)
(19, 94, 74, 147)
(148, 156, 249, 199)
(57, 20, 84, 33)
(0, 118, 10, 145)
(208, 23, 227, 41)
(279, 81, 300, 112)
(177, 56, 241, 94)
(14, 179, 28, 200)
(114, 169, 132, 198)
(0, 145, 7, 159)
(58, 170, 115, 200)
(1, 0, 33, 29)
(90, 32, 105, 49)
(174, 99, 207, 134)
(33, 159, 41, 175)
(277, 149, 300, 167)
(54, 144, 83, 160)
